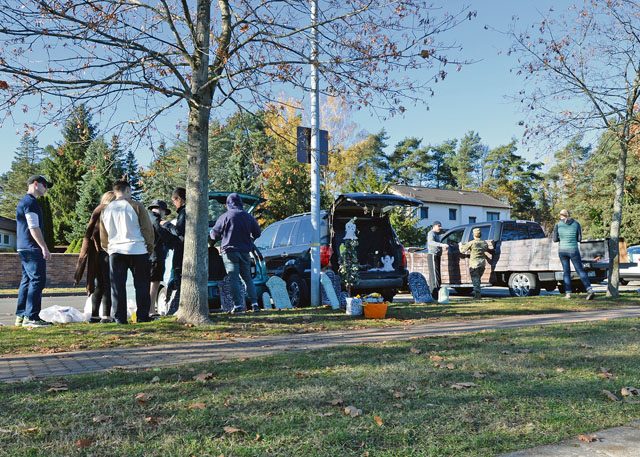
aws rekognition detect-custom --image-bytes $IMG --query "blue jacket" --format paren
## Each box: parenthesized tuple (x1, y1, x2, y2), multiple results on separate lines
(210, 193, 261, 253)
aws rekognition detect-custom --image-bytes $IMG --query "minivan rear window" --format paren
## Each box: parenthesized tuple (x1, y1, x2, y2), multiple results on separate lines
(274, 222, 295, 248)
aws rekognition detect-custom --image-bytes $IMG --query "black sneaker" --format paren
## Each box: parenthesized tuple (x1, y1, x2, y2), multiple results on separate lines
(252, 304, 261, 313)
(89, 317, 101, 323)
(100, 317, 114, 324)
(22, 318, 53, 328)
(586, 291, 595, 301)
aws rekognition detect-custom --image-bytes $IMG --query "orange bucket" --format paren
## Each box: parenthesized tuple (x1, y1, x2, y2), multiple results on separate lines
(363, 302, 388, 319)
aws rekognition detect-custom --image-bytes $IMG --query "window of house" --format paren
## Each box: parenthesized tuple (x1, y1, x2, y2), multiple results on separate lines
(448, 208, 457, 221)
(2, 234, 8, 245)
(468, 216, 477, 224)
(487, 211, 500, 221)
(419, 207, 429, 219)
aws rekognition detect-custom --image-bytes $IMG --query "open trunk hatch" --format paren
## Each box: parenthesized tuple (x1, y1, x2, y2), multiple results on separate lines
(332, 193, 422, 218)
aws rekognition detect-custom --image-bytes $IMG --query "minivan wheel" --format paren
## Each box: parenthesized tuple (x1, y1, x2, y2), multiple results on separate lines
(286, 274, 309, 307)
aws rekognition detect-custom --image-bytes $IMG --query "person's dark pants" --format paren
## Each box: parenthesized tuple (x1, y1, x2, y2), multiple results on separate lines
(222, 251, 257, 309)
(16, 249, 46, 321)
(433, 253, 442, 287)
(558, 249, 592, 293)
(166, 268, 181, 316)
(109, 253, 151, 323)
(91, 251, 112, 318)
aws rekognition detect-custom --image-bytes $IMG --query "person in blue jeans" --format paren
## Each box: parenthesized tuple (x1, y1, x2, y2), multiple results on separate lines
(15, 175, 54, 328)
(210, 193, 261, 313)
(552, 209, 595, 300)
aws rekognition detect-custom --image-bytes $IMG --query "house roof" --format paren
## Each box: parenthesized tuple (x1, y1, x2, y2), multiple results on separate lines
(0, 216, 17, 232)
(390, 185, 511, 209)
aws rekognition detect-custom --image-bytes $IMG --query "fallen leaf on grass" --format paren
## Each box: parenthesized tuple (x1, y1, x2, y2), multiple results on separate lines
(410, 347, 422, 354)
(374, 415, 384, 427)
(392, 390, 405, 399)
(598, 368, 614, 379)
(317, 412, 334, 417)
(223, 426, 245, 434)
(295, 371, 311, 379)
(46, 382, 68, 393)
(516, 348, 531, 354)
(602, 390, 620, 402)
(451, 382, 477, 390)
(578, 434, 599, 443)
(135, 392, 152, 404)
(555, 367, 566, 373)
(92, 415, 112, 423)
(429, 355, 443, 362)
(144, 416, 159, 425)
(188, 402, 207, 410)
(0, 428, 12, 434)
(193, 372, 215, 382)
(75, 438, 94, 448)
(329, 398, 344, 406)
(21, 427, 39, 434)
(254, 433, 262, 441)
(580, 344, 594, 349)
(621, 387, 640, 397)
(344, 406, 363, 417)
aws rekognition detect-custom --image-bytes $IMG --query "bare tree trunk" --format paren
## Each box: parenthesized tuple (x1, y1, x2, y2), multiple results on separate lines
(175, 0, 213, 324)
(606, 139, 628, 298)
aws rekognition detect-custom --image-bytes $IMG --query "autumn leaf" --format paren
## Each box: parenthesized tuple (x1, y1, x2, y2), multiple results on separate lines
(144, 416, 159, 425)
(0, 80, 9, 90)
(46, 382, 68, 393)
(193, 372, 215, 382)
(445, 363, 455, 370)
(451, 382, 477, 390)
(92, 415, 112, 423)
(223, 426, 245, 434)
(188, 402, 207, 410)
(374, 415, 384, 427)
(621, 386, 640, 397)
(21, 427, 39, 434)
(317, 412, 334, 417)
(429, 355, 443, 362)
(135, 392, 152, 404)
(578, 434, 598, 443)
(598, 368, 614, 379)
(602, 390, 620, 402)
(75, 438, 94, 448)
(409, 347, 422, 354)
(329, 398, 344, 406)
(344, 406, 363, 417)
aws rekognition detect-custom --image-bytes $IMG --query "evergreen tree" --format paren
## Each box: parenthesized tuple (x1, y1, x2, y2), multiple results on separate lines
(141, 140, 187, 206)
(450, 131, 485, 190)
(38, 196, 55, 250)
(109, 135, 127, 181)
(427, 139, 457, 189)
(69, 137, 121, 241)
(43, 104, 96, 243)
(123, 150, 142, 200)
(0, 133, 43, 218)
(385, 137, 431, 186)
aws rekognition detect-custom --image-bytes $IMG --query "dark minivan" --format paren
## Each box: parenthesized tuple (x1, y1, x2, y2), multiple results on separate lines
(255, 193, 422, 306)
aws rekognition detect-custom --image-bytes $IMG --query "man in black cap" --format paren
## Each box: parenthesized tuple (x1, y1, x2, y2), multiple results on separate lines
(15, 175, 54, 327)
(147, 199, 171, 312)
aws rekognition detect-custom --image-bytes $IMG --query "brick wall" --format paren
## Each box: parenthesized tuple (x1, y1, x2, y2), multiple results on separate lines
(0, 253, 79, 288)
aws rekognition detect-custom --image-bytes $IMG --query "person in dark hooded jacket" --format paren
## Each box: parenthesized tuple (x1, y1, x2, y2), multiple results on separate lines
(210, 193, 261, 313)
(157, 187, 186, 315)
(552, 209, 595, 300)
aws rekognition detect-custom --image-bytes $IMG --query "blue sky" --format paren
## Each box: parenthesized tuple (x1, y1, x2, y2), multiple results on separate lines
(0, 0, 563, 175)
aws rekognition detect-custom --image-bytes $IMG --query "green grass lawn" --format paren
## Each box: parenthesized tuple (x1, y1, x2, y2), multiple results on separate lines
(1, 318, 640, 456)
(2, 293, 639, 355)
(0, 287, 85, 295)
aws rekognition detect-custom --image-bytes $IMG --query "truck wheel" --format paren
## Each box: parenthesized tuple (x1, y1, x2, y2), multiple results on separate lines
(508, 273, 540, 297)
(286, 273, 309, 307)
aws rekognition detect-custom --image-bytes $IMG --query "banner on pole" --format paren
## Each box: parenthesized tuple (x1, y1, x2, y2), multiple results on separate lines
(296, 126, 328, 165)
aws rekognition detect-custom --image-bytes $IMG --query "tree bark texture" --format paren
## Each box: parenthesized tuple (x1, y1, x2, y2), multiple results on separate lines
(176, 0, 213, 324)
(606, 139, 628, 298)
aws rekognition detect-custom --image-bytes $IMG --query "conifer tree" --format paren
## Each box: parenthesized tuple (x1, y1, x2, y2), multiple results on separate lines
(43, 105, 96, 243)
(140, 140, 187, 206)
(0, 133, 42, 218)
(123, 150, 142, 200)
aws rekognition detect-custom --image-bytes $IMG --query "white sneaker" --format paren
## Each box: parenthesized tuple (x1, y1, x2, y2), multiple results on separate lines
(564, 293, 571, 299)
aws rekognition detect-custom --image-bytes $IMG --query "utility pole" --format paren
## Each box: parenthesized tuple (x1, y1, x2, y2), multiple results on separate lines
(309, 0, 321, 307)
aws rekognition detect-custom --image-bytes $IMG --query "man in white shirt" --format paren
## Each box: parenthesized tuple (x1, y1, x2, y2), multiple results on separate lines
(99, 180, 154, 324)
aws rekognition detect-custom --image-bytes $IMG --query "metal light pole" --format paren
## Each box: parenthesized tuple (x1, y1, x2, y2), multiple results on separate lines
(309, 0, 321, 307)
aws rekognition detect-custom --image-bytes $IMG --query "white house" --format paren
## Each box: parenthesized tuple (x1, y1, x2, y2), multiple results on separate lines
(0, 216, 17, 250)
(390, 185, 511, 230)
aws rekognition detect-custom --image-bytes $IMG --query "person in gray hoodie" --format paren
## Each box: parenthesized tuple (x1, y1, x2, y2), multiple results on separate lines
(552, 209, 595, 300)
(210, 193, 261, 313)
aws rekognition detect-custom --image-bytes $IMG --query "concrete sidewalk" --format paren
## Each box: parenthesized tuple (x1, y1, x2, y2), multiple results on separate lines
(501, 421, 640, 456)
(2, 306, 640, 383)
